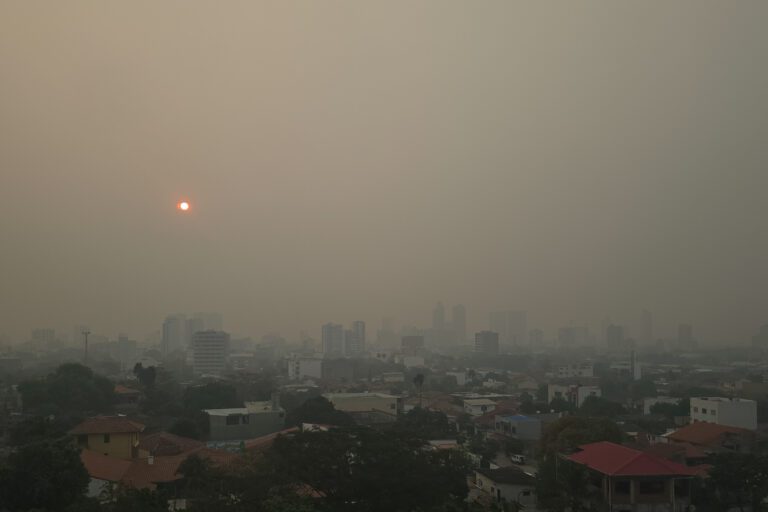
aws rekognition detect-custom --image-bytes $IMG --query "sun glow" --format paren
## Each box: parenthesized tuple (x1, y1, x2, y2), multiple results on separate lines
(178, 201, 190, 211)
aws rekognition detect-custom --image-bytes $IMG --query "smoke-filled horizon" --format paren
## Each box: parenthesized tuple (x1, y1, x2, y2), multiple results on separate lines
(1, 2, 767, 344)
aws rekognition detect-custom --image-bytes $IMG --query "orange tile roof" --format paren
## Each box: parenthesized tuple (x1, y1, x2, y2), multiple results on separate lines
(667, 422, 753, 446)
(80, 449, 132, 482)
(114, 384, 141, 395)
(70, 416, 145, 435)
(568, 442, 699, 477)
(139, 432, 204, 456)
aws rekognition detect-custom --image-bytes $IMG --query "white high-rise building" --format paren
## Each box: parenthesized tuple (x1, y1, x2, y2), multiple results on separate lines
(192, 330, 229, 376)
(690, 397, 757, 430)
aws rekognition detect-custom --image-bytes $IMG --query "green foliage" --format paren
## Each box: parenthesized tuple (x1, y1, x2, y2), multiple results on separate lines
(268, 428, 470, 512)
(467, 434, 500, 467)
(576, 396, 626, 417)
(629, 378, 657, 401)
(8, 415, 75, 446)
(0, 439, 90, 511)
(17, 363, 115, 415)
(393, 407, 453, 440)
(539, 416, 623, 457)
(169, 418, 202, 439)
(705, 453, 768, 512)
(284, 396, 354, 427)
(133, 363, 157, 388)
(548, 396, 574, 413)
(106, 488, 169, 512)
(183, 382, 240, 413)
(536, 456, 596, 512)
(649, 398, 689, 419)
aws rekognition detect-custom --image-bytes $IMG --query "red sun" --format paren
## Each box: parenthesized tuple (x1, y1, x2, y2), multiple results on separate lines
(177, 201, 190, 211)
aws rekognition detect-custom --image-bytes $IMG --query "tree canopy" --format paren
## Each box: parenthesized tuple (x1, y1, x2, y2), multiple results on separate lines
(17, 363, 115, 415)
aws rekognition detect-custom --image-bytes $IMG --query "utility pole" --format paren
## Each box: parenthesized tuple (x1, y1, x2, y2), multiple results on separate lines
(82, 330, 90, 365)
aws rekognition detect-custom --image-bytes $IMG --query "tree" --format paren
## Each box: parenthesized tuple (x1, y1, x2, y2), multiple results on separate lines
(540, 416, 623, 457)
(17, 363, 115, 416)
(649, 398, 689, 419)
(106, 488, 169, 512)
(183, 382, 240, 413)
(707, 453, 768, 512)
(548, 396, 574, 413)
(577, 396, 626, 417)
(133, 363, 157, 388)
(284, 396, 354, 427)
(394, 408, 452, 440)
(8, 415, 74, 446)
(0, 439, 90, 511)
(169, 418, 202, 440)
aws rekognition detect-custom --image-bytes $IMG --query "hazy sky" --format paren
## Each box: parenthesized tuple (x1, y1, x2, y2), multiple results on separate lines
(1, 1, 766, 344)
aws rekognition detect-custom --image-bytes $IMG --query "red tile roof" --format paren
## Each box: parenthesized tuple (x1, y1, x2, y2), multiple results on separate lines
(139, 432, 204, 456)
(80, 449, 132, 482)
(114, 384, 141, 395)
(70, 416, 145, 435)
(244, 427, 300, 453)
(567, 442, 699, 477)
(666, 422, 753, 446)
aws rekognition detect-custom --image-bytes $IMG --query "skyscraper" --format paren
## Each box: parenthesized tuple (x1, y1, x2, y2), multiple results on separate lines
(475, 331, 500, 355)
(489, 310, 527, 345)
(192, 330, 229, 375)
(321, 323, 344, 357)
(451, 304, 467, 343)
(344, 321, 366, 356)
(432, 302, 445, 330)
(161, 314, 186, 355)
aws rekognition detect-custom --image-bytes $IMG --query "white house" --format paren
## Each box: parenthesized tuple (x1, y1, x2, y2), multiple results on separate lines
(690, 397, 757, 430)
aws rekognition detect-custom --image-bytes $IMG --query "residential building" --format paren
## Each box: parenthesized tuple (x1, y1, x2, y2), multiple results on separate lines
(463, 398, 497, 417)
(323, 392, 401, 416)
(161, 314, 186, 355)
(494, 414, 542, 440)
(287, 356, 323, 381)
(204, 398, 285, 441)
(690, 397, 757, 430)
(548, 384, 601, 408)
(192, 330, 229, 376)
(70, 416, 145, 459)
(345, 321, 366, 356)
(321, 323, 344, 357)
(566, 442, 697, 512)
(475, 331, 500, 355)
(666, 422, 756, 454)
(489, 310, 527, 346)
(557, 362, 594, 379)
(474, 467, 536, 508)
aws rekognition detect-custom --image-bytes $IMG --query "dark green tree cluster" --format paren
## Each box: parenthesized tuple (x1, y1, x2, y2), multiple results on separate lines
(18, 363, 115, 416)
(284, 396, 354, 428)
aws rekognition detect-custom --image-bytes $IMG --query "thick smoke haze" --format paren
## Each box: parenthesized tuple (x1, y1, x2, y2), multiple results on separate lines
(1, 1, 766, 343)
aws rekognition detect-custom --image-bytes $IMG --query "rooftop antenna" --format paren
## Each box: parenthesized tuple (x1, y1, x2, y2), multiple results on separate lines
(82, 330, 91, 365)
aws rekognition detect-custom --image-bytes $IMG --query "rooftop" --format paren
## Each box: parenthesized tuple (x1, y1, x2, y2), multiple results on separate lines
(666, 422, 753, 446)
(464, 399, 497, 406)
(567, 442, 698, 477)
(69, 416, 145, 435)
(476, 467, 535, 485)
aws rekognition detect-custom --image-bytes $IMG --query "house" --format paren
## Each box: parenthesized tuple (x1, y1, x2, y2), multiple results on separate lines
(548, 384, 601, 408)
(204, 399, 285, 442)
(474, 467, 537, 508)
(566, 441, 698, 512)
(494, 415, 542, 441)
(463, 398, 497, 417)
(689, 397, 757, 430)
(323, 392, 401, 416)
(113, 385, 141, 406)
(665, 422, 755, 454)
(70, 416, 145, 459)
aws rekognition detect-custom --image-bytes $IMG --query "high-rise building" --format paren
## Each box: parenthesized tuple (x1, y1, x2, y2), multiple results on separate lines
(193, 312, 223, 331)
(344, 321, 366, 356)
(185, 316, 205, 346)
(432, 302, 445, 330)
(192, 330, 230, 375)
(162, 314, 186, 355)
(489, 311, 527, 345)
(558, 327, 576, 348)
(529, 328, 544, 347)
(475, 331, 500, 355)
(452, 304, 467, 343)
(606, 324, 625, 346)
(321, 323, 344, 357)
(640, 310, 653, 345)
(678, 324, 696, 349)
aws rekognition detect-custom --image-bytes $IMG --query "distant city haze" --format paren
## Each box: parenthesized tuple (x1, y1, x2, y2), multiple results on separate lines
(1, 2, 766, 343)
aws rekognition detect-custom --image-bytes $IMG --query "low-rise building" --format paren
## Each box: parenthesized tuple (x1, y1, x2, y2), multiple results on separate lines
(70, 416, 144, 460)
(204, 399, 285, 441)
(494, 414, 542, 440)
(557, 362, 594, 379)
(323, 392, 401, 416)
(690, 397, 757, 430)
(474, 467, 537, 508)
(548, 384, 601, 408)
(666, 422, 755, 454)
(464, 398, 497, 417)
(287, 356, 323, 381)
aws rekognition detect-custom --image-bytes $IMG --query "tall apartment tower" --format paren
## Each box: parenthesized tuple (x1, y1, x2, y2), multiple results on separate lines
(322, 323, 345, 357)
(162, 314, 186, 355)
(432, 302, 445, 330)
(192, 330, 229, 376)
(343, 321, 366, 357)
(475, 331, 500, 355)
(452, 304, 467, 343)
(489, 311, 527, 346)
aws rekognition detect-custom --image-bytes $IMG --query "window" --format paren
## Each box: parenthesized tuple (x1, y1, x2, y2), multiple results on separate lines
(242, 415, 250, 424)
(639, 481, 665, 495)
(522, 490, 531, 496)
(103, 434, 110, 443)
(226, 414, 240, 426)
(701, 408, 707, 414)
(693, 407, 699, 412)
(615, 481, 631, 495)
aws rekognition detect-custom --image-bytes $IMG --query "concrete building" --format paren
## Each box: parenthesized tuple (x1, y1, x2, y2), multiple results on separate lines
(548, 384, 601, 408)
(345, 321, 366, 356)
(690, 397, 757, 430)
(70, 417, 145, 460)
(287, 356, 323, 381)
(474, 467, 537, 508)
(489, 310, 527, 346)
(321, 323, 344, 357)
(432, 302, 446, 330)
(463, 398, 497, 416)
(475, 331, 500, 355)
(557, 362, 594, 379)
(162, 314, 186, 355)
(204, 398, 285, 441)
(323, 392, 401, 416)
(191, 330, 229, 376)
(494, 414, 542, 440)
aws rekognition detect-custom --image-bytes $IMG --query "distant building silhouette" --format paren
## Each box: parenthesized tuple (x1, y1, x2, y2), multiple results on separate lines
(489, 311, 527, 346)
(452, 304, 467, 343)
(192, 330, 229, 375)
(475, 331, 500, 355)
(344, 321, 366, 356)
(321, 323, 344, 357)
(678, 323, 697, 350)
(161, 314, 186, 355)
(432, 302, 445, 330)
